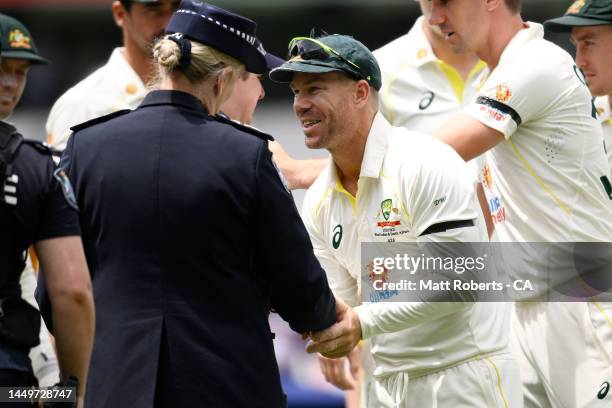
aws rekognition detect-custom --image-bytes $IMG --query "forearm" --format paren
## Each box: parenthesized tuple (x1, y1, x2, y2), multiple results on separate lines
(51, 292, 94, 395)
(355, 301, 471, 339)
(35, 237, 95, 396)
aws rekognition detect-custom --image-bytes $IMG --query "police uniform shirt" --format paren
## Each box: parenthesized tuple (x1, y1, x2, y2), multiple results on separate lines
(301, 112, 510, 379)
(46, 48, 147, 151)
(0, 131, 80, 372)
(465, 22, 612, 242)
(374, 16, 487, 134)
(595, 95, 612, 177)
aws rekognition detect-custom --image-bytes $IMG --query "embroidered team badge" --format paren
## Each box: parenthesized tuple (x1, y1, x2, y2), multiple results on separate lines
(376, 199, 401, 227)
(567, 0, 585, 14)
(381, 199, 392, 221)
(8, 29, 32, 50)
(495, 84, 512, 102)
(53, 168, 78, 210)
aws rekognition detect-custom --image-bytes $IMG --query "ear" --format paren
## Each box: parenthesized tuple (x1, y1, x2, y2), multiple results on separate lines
(484, 0, 503, 12)
(353, 79, 371, 108)
(112, 1, 126, 29)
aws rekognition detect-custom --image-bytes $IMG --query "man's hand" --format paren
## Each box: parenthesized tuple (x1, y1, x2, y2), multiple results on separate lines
(317, 345, 361, 390)
(306, 298, 361, 358)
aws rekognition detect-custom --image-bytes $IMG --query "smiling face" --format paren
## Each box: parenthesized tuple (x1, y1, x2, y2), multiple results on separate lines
(290, 72, 358, 151)
(428, 0, 488, 54)
(0, 58, 30, 119)
(571, 25, 612, 96)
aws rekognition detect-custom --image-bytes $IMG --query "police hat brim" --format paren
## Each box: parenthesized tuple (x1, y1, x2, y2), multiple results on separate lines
(544, 15, 612, 32)
(1, 50, 48, 65)
(265, 53, 285, 71)
(269, 60, 351, 83)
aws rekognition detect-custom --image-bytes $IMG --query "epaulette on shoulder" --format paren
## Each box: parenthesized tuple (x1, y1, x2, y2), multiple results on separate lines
(213, 114, 274, 142)
(22, 139, 59, 157)
(70, 109, 132, 133)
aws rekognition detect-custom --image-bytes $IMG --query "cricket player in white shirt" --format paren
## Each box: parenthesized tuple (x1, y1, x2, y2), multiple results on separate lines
(545, 0, 612, 179)
(46, 0, 179, 151)
(317, 3, 491, 405)
(428, 0, 612, 406)
(270, 34, 522, 407)
(375, 1, 485, 134)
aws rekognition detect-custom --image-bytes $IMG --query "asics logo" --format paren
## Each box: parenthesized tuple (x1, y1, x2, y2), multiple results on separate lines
(598, 381, 610, 400)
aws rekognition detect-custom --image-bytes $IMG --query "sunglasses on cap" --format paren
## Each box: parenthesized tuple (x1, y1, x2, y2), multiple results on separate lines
(287, 36, 372, 83)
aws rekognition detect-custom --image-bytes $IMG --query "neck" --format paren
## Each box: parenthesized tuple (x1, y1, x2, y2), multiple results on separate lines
(330, 110, 377, 196)
(159, 75, 218, 114)
(122, 38, 155, 85)
(424, 21, 480, 80)
(478, 14, 525, 70)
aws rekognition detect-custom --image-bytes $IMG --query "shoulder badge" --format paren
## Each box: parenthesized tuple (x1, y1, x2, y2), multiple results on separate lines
(70, 109, 132, 133)
(22, 139, 58, 156)
(213, 114, 275, 142)
(53, 168, 78, 211)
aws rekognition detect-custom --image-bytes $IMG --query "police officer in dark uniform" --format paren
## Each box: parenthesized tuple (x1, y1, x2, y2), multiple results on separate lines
(0, 14, 94, 407)
(50, 2, 337, 407)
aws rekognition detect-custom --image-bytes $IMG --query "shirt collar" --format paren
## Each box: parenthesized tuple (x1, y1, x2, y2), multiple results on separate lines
(595, 95, 611, 124)
(498, 22, 544, 66)
(321, 112, 391, 190)
(359, 112, 392, 179)
(407, 16, 439, 68)
(139, 90, 209, 115)
(107, 48, 147, 102)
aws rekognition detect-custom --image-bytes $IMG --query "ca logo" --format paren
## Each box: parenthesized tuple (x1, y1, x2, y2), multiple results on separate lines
(419, 91, 435, 110)
(598, 381, 610, 400)
(332, 225, 343, 249)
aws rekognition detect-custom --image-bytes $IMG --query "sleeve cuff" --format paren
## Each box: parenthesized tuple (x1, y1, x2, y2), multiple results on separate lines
(464, 101, 517, 141)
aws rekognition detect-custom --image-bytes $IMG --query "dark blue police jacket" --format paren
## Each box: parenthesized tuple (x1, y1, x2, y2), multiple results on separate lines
(57, 90, 336, 407)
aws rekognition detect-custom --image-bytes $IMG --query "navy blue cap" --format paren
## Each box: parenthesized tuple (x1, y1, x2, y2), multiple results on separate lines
(165, 1, 283, 74)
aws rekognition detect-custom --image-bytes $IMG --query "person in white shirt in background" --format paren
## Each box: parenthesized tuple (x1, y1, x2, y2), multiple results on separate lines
(46, 0, 180, 150)
(545, 0, 612, 179)
(271, 33, 522, 408)
(428, 0, 612, 405)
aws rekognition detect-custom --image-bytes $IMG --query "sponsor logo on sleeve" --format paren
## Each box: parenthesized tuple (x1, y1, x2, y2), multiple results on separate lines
(495, 84, 512, 102)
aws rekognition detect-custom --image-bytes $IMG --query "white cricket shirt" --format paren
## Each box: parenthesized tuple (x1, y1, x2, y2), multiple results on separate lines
(374, 17, 486, 133)
(46, 48, 147, 151)
(595, 95, 612, 178)
(465, 23, 612, 242)
(302, 113, 510, 378)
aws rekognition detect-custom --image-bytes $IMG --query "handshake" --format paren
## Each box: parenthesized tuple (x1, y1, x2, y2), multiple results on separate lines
(304, 297, 362, 358)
